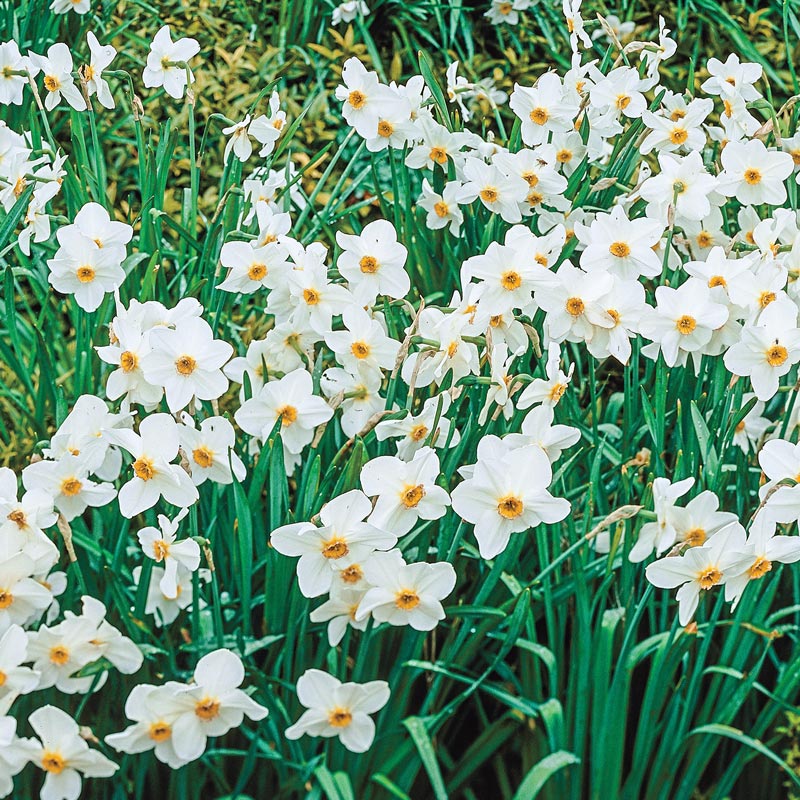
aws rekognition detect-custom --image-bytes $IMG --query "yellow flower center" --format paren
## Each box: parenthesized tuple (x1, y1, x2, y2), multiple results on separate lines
(480, 187, 499, 204)
(708, 276, 726, 288)
(152, 540, 170, 562)
(321, 537, 349, 559)
(377, 120, 394, 138)
(76, 265, 95, 283)
(49, 645, 70, 665)
(676, 315, 697, 335)
(565, 297, 585, 316)
(327, 707, 353, 727)
(609, 241, 631, 258)
(248, 263, 267, 281)
(340, 564, 363, 584)
(409, 423, 428, 441)
(497, 494, 523, 519)
(195, 697, 221, 721)
(429, 146, 447, 164)
(670, 109, 687, 121)
(60, 477, 82, 497)
(133, 457, 155, 481)
(669, 127, 688, 144)
(433, 201, 449, 218)
(192, 446, 214, 468)
(395, 589, 421, 610)
(696, 231, 713, 248)
(615, 94, 631, 110)
(0, 671, 5, 687)
(175, 355, 197, 376)
(359, 255, 379, 274)
(556, 148, 572, 164)
(148, 722, 172, 742)
(351, 341, 371, 359)
(41, 752, 66, 774)
(43, 75, 60, 92)
(501, 270, 522, 291)
(684, 527, 706, 547)
(277, 405, 298, 425)
(303, 288, 320, 305)
(759, 291, 776, 308)
(748, 556, 772, 579)
(766, 344, 788, 366)
(0, 590, 12, 609)
(744, 168, 762, 185)
(7, 510, 26, 528)
(401, 484, 425, 508)
(120, 350, 138, 372)
(348, 90, 366, 109)
(606, 308, 620, 325)
(697, 566, 722, 590)
(529, 107, 549, 125)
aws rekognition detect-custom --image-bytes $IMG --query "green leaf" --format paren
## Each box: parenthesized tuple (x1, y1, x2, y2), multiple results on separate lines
(402, 716, 448, 800)
(512, 751, 581, 800)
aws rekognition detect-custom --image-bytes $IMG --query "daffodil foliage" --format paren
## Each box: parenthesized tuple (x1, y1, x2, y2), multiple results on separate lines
(3, 0, 800, 798)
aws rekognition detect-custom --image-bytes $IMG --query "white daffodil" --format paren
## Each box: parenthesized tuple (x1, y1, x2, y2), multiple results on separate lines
(29, 43, 86, 111)
(110, 413, 199, 518)
(142, 25, 200, 100)
(271, 489, 396, 597)
(361, 447, 451, 535)
(356, 549, 456, 630)
(141, 317, 233, 413)
(25, 705, 118, 800)
(285, 668, 389, 753)
(137, 508, 200, 599)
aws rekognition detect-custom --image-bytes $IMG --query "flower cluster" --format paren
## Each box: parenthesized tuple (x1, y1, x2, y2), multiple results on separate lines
(2, 2, 800, 796)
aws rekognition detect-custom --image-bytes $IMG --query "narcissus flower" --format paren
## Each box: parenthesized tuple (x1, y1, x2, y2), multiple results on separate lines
(141, 317, 233, 413)
(361, 447, 451, 535)
(110, 413, 199, 518)
(356, 550, 457, 630)
(156, 649, 268, 762)
(645, 525, 751, 625)
(451, 444, 570, 558)
(234, 368, 334, 457)
(271, 489, 396, 597)
(29, 43, 86, 111)
(285, 668, 389, 753)
(142, 25, 200, 100)
(717, 140, 793, 206)
(137, 509, 200, 600)
(24, 705, 118, 800)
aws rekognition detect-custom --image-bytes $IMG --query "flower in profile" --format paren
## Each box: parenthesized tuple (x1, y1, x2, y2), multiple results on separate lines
(285, 668, 389, 752)
(83, 32, 116, 109)
(142, 25, 200, 100)
(332, 0, 370, 25)
(0, 42, 31, 106)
